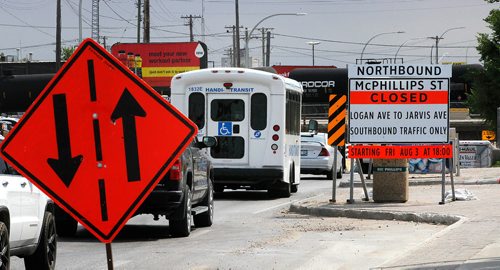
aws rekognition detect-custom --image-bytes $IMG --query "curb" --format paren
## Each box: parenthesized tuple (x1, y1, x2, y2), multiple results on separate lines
(338, 178, 500, 188)
(289, 203, 461, 225)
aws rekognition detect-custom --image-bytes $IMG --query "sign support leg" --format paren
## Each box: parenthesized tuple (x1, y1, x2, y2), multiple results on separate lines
(449, 157, 456, 201)
(355, 159, 370, 201)
(439, 158, 446, 205)
(106, 243, 114, 270)
(454, 138, 460, 177)
(366, 159, 373, 180)
(330, 146, 338, 203)
(347, 158, 354, 204)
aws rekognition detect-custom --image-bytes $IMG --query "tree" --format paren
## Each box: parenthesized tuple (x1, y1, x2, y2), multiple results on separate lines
(62, 46, 76, 61)
(467, 1, 500, 129)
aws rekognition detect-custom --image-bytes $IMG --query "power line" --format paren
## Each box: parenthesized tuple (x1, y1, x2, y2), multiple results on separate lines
(102, 0, 136, 27)
(273, 44, 478, 59)
(0, 39, 79, 51)
(274, 33, 477, 49)
(0, 6, 55, 38)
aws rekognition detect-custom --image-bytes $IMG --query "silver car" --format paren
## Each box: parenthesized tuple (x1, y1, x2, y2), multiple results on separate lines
(300, 132, 343, 179)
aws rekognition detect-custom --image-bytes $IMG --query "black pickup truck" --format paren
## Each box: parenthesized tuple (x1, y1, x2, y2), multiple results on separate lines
(56, 136, 217, 238)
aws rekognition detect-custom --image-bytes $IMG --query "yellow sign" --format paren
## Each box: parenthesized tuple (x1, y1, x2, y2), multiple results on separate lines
(482, 130, 496, 141)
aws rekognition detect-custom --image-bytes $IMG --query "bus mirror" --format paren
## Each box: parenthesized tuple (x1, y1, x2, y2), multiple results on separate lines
(308, 120, 318, 133)
(202, 136, 217, 148)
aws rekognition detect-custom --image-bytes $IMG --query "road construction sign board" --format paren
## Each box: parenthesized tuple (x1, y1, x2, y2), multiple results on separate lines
(0, 39, 197, 243)
(347, 64, 451, 144)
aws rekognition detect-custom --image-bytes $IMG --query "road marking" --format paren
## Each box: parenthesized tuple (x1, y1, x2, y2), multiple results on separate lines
(252, 193, 324, 215)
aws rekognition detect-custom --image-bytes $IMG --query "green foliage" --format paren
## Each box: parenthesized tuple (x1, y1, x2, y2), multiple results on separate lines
(467, 4, 500, 129)
(62, 46, 76, 61)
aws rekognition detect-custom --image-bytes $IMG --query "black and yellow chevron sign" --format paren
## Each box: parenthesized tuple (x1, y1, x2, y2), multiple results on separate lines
(328, 94, 347, 146)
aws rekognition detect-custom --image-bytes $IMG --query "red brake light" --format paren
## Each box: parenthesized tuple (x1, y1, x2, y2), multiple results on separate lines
(319, 148, 330, 156)
(273, 125, 280, 131)
(272, 134, 279, 141)
(169, 159, 182, 181)
(223, 82, 233, 89)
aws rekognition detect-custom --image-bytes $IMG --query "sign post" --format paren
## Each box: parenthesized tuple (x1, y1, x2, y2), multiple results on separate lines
(328, 94, 347, 203)
(0, 39, 197, 266)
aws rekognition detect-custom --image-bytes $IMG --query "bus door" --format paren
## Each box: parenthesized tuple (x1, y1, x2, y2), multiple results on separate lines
(207, 94, 249, 164)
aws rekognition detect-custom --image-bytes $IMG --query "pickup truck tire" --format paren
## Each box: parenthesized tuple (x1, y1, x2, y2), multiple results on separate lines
(0, 221, 9, 270)
(55, 214, 77, 237)
(169, 187, 192, 237)
(194, 179, 214, 227)
(24, 211, 57, 270)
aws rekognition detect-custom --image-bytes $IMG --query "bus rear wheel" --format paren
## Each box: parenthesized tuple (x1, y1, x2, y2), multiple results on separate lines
(268, 180, 291, 198)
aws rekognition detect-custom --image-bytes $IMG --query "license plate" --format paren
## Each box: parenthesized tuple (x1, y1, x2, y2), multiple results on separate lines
(301, 150, 307, 156)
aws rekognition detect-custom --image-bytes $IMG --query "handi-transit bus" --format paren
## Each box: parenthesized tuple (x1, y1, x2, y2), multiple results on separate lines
(171, 68, 303, 197)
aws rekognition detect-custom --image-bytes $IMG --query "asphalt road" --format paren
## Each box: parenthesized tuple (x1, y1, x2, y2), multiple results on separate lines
(11, 175, 444, 269)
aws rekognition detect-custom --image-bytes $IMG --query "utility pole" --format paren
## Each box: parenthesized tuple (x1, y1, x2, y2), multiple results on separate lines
(261, 28, 265, 66)
(143, 0, 150, 43)
(235, 0, 240, 67)
(428, 35, 443, 64)
(182, 15, 201, 42)
(245, 28, 249, 67)
(266, 31, 271, 67)
(56, 0, 61, 69)
(225, 26, 236, 66)
(201, 0, 205, 43)
(102, 36, 107, 50)
(259, 27, 273, 67)
(137, 0, 141, 43)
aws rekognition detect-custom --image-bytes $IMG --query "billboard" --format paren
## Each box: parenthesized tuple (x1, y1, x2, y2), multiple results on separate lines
(111, 42, 207, 93)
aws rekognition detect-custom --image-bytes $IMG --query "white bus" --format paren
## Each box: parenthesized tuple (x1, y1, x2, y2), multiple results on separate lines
(171, 68, 302, 197)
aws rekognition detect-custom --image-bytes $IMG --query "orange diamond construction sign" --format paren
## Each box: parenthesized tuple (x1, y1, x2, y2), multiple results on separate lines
(0, 38, 197, 243)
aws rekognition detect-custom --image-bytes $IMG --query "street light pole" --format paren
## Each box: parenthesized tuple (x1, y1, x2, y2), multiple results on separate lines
(429, 27, 465, 64)
(244, 12, 306, 68)
(360, 31, 405, 63)
(394, 37, 426, 63)
(307, 41, 320, 66)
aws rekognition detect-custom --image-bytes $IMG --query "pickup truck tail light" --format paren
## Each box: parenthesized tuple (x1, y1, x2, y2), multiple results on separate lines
(319, 148, 330, 157)
(169, 159, 182, 181)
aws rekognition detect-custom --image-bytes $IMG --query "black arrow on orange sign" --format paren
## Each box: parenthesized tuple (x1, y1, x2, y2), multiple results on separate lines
(111, 88, 146, 182)
(47, 94, 83, 187)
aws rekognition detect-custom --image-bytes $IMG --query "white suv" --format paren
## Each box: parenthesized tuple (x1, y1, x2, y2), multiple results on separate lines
(0, 152, 57, 269)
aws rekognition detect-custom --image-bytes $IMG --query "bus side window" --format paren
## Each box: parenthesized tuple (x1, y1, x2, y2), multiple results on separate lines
(251, 93, 267, 130)
(189, 93, 205, 129)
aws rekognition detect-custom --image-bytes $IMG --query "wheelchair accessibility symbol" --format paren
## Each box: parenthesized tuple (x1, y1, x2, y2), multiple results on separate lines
(218, 122, 233, 136)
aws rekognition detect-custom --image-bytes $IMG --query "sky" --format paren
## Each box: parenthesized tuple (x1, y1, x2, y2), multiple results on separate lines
(0, 0, 498, 67)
